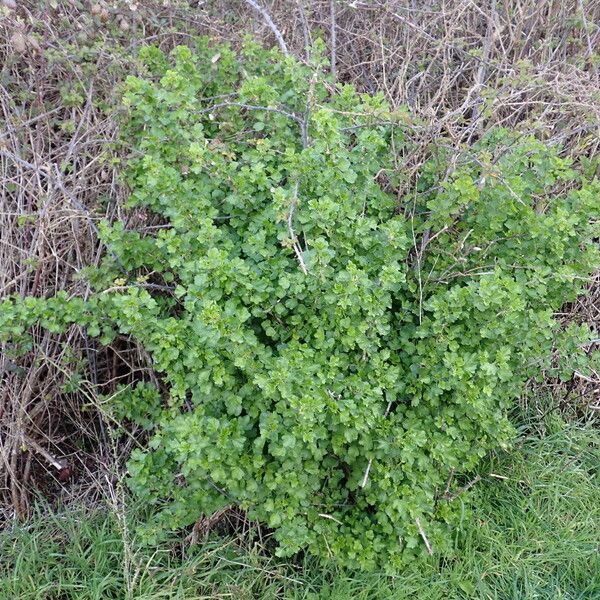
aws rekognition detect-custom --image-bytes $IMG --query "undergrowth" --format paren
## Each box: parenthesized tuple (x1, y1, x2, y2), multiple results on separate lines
(0, 6, 598, 599)
(1, 40, 598, 569)
(1, 417, 598, 599)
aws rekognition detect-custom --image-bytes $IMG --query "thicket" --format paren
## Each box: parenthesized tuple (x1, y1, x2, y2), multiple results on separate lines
(1, 40, 598, 570)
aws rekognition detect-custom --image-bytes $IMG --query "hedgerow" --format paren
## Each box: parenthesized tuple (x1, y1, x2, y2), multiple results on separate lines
(1, 39, 597, 570)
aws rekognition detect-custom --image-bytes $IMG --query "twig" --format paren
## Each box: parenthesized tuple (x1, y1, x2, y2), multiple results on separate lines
(288, 181, 308, 274)
(468, 0, 497, 138)
(360, 459, 372, 488)
(296, 0, 312, 61)
(489, 472, 526, 484)
(415, 517, 433, 555)
(443, 474, 482, 501)
(442, 468, 455, 498)
(578, 0, 594, 59)
(318, 512, 343, 525)
(574, 370, 599, 384)
(330, 0, 337, 79)
(23, 435, 66, 471)
(241, 0, 289, 56)
(361, 398, 393, 488)
(3, 107, 63, 131)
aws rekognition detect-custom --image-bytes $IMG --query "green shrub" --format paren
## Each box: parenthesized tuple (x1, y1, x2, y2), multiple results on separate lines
(1, 39, 597, 570)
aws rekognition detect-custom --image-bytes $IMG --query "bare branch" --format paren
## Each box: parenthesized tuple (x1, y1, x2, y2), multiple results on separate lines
(443, 474, 482, 501)
(415, 517, 433, 555)
(330, 0, 337, 79)
(23, 435, 66, 471)
(241, 0, 289, 56)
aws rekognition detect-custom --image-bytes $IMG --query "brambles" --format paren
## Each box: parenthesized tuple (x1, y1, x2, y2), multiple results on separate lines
(1, 40, 597, 570)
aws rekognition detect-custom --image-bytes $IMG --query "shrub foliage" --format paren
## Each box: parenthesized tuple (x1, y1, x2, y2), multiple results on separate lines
(1, 40, 597, 570)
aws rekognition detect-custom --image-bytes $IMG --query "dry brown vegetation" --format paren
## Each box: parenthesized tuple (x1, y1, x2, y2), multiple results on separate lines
(1, 0, 598, 520)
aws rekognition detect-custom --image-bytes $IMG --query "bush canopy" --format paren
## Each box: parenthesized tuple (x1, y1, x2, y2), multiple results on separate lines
(1, 40, 597, 570)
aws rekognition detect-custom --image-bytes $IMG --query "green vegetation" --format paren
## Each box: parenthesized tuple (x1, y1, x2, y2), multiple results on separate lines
(1, 1, 599, 598)
(1, 41, 598, 569)
(1, 419, 599, 599)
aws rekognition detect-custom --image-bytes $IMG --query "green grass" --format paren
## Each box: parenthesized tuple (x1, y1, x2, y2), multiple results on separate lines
(1, 418, 599, 599)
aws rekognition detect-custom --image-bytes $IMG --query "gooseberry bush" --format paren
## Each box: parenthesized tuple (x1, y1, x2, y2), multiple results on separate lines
(1, 39, 598, 570)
